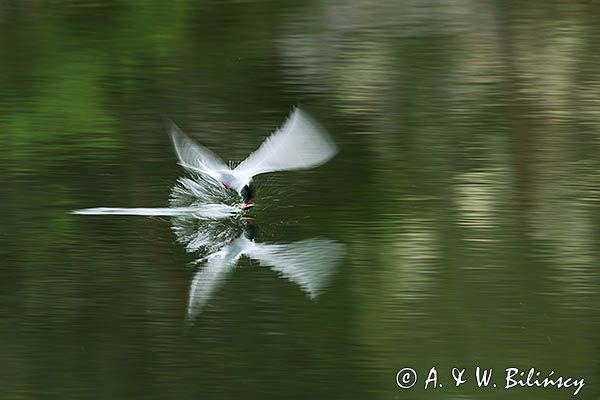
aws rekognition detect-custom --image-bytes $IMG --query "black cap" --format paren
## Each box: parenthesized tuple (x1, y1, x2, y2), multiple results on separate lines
(240, 184, 253, 203)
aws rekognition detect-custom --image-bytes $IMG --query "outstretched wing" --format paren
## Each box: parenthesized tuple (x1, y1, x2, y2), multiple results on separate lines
(234, 108, 337, 180)
(186, 249, 239, 320)
(245, 239, 344, 299)
(169, 121, 230, 180)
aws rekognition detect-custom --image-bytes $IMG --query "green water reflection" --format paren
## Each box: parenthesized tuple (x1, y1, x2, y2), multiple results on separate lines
(1, 1, 599, 399)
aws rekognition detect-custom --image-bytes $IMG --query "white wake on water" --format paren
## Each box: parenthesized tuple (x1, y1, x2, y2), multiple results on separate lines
(72, 175, 244, 220)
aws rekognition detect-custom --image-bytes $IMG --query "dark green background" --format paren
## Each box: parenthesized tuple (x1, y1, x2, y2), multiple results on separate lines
(1, 1, 599, 399)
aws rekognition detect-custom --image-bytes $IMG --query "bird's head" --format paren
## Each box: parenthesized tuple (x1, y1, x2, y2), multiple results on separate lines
(240, 184, 253, 204)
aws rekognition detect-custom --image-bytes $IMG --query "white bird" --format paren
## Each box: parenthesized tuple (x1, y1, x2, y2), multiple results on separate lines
(186, 228, 344, 320)
(169, 108, 337, 208)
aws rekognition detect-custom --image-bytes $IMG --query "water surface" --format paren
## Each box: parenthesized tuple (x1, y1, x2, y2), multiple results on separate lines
(1, 1, 599, 399)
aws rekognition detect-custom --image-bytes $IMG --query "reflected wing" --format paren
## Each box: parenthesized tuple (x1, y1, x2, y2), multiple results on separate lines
(169, 121, 230, 179)
(187, 249, 240, 320)
(234, 108, 337, 180)
(245, 239, 344, 298)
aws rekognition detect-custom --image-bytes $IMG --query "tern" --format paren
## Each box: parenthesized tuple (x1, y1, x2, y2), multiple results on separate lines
(169, 108, 337, 208)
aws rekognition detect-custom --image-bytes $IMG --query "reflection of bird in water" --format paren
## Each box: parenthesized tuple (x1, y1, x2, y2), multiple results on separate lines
(73, 194, 344, 321)
(169, 108, 337, 209)
(176, 217, 345, 321)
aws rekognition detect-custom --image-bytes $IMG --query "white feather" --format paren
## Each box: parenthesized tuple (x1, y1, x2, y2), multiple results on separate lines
(245, 239, 344, 299)
(169, 120, 231, 183)
(234, 108, 337, 182)
(187, 244, 242, 319)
